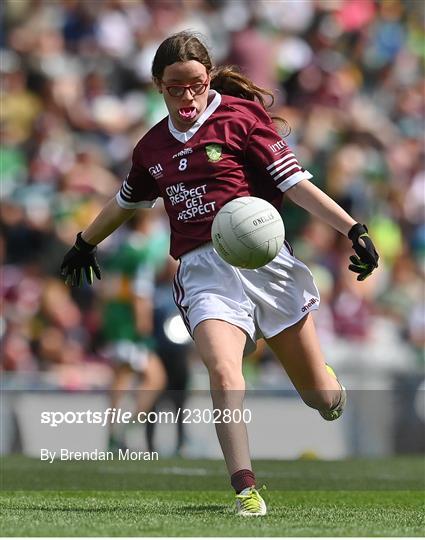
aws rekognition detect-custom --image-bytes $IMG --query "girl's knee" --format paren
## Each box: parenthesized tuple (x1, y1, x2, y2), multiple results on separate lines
(207, 361, 245, 391)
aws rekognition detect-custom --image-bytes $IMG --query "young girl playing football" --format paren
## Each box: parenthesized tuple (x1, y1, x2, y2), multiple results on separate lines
(61, 31, 379, 516)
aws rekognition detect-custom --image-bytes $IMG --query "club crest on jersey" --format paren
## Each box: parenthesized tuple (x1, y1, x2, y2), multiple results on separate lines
(205, 144, 222, 162)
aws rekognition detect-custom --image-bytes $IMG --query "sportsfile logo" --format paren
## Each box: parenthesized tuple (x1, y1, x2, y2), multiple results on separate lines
(301, 297, 318, 312)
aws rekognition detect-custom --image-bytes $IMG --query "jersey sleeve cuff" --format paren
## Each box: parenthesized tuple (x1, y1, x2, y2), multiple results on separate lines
(115, 192, 157, 209)
(276, 170, 313, 193)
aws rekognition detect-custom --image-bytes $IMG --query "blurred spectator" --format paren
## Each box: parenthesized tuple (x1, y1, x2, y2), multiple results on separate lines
(148, 256, 192, 455)
(1, 0, 424, 391)
(98, 210, 169, 451)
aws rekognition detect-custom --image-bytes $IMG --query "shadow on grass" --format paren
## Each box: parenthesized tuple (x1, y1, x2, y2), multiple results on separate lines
(178, 503, 229, 513)
(2, 503, 229, 515)
(2, 505, 120, 512)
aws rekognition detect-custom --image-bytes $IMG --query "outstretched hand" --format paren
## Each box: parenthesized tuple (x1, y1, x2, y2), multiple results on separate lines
(60, 232, 101, 286)
(348, 223, 379, 281)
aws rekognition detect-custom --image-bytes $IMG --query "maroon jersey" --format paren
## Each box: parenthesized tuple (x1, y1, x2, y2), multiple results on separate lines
(116, 91, 312, 258)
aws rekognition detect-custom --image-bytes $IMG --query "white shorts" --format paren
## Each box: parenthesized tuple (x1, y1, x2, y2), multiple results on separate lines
(172, 242, 320, 356)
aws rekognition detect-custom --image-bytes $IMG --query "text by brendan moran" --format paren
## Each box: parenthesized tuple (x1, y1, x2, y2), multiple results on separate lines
(40, 448, 159, 463)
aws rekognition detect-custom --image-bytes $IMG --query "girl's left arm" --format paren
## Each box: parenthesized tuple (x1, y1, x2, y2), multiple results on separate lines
(285, 179, 356, 236)
(286, 179, 379, 281)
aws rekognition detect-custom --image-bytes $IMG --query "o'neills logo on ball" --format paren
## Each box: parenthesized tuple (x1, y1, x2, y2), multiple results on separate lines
(253, 213, 275, 227)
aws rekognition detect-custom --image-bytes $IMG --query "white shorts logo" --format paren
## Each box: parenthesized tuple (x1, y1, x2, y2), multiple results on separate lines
(301, 297, 318, 312)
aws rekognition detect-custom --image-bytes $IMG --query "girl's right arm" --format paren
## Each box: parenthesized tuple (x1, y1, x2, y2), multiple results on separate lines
(81, 196, 136, 245)
(60, 197, 136, 286)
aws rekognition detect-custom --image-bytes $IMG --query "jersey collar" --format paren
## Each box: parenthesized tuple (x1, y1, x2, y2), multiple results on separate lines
(168, 90, 222, 143)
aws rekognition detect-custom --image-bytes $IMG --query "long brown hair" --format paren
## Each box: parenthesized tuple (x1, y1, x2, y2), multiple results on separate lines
(152, 31, 289, 135)
(151, 31, 212, 79)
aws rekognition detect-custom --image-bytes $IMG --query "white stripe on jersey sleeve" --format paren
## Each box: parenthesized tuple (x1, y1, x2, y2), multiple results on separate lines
(272, 163, 300, 182)
(276, 170, 313, 193)
(266, 152, 295, 172)
(270, 158, 298, 178)
(123, 179, 133, 189)
(115, 192, 157, 209)
(265, 147, 313, 192)
(122, 184, 133, 196)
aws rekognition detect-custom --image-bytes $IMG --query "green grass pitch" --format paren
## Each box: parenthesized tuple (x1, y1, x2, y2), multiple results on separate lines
(1, 456, 424, 536)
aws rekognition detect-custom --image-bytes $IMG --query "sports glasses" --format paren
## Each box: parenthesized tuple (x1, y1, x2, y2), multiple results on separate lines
(161, 78, 209, 98)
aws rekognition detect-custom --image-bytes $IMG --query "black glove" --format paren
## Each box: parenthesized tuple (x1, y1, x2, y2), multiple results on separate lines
(347, 223, 379, 281)
(60, 232, 101, 286)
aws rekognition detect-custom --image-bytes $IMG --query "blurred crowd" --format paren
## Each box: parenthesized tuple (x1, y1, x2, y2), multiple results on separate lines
(1, 0, 424, 391)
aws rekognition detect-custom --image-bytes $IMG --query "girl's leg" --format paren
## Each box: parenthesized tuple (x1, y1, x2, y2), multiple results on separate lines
(265, 313, 343, 413)
(193, 318, 267, 515)
(193, 319, 252, 478)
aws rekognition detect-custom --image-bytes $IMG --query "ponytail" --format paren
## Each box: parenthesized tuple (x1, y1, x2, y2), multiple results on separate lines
(211, 66, 274, 109)
(210, 66, 290, 136)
